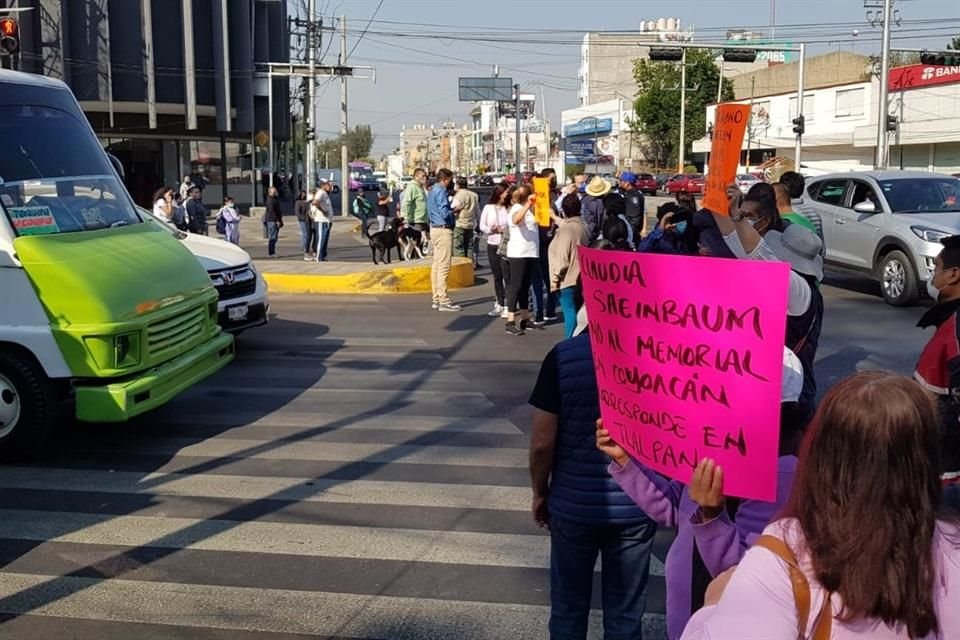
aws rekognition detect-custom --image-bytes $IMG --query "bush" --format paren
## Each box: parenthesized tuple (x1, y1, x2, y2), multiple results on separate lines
(683, 165, 699, 174)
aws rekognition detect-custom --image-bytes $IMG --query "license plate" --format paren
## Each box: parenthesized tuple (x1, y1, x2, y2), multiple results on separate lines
(227, 304, 249, 321)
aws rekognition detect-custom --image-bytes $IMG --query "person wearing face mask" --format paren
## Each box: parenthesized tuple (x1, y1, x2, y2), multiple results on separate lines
(638, 202, 692, 254)
(915, 234, 960, 509)
(711, 183, 823, 411)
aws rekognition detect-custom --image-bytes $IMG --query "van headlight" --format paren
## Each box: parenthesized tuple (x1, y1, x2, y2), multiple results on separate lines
(114, 332, 140, 368)
(911, 226, 951, 244)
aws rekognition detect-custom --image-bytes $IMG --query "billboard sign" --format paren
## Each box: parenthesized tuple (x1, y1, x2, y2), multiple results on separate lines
(458, 77, 514, 102)
(564, 117, 614, 137)
(889, 64, 960, 92)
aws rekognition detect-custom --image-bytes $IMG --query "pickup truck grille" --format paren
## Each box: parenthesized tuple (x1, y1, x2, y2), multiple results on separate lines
(146, 305, 206, 357)
(210, 266, 257, 301)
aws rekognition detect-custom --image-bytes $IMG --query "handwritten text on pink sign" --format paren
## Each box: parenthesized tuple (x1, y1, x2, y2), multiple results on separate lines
(579, 247, 790, 501)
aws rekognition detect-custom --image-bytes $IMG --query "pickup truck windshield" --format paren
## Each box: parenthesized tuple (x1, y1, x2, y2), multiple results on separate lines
(0, 105, 142, 236)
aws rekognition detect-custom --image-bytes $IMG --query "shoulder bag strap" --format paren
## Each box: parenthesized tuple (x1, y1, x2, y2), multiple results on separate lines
(754, 534, 811, 639)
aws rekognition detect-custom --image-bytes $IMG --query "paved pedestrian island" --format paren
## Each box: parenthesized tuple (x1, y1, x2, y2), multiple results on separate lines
(0, 295, 669, 639)
(244, 216, 475, 294)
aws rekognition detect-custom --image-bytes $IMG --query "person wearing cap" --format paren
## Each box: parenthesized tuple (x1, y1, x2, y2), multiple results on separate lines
(597, 347, 810, 640)
(712, 183, 824, 408)
(312, 181, 334, 261)
(581, 176, 610, 244)
(619, 171, 647, 240)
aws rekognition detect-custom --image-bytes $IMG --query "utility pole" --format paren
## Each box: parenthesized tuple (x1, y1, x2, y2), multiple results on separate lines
(678, 48, 687, 173)
(514, 84, 521, 182)
(305, 0, 317, 193)
(867, 0, 896, 169)
(340, 15, 349, 217)
(745, 76, 756, 170)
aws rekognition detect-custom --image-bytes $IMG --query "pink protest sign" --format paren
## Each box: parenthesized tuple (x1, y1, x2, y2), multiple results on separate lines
(579, 247, 790, 501)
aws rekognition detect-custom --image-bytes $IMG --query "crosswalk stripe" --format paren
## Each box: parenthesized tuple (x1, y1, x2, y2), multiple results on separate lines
(144, 411, 525, 435)
(74, 438, 528, 468)
(0, 509, 552, 568)
(0, 572, 651, 640)
(0, 468, 531, 511)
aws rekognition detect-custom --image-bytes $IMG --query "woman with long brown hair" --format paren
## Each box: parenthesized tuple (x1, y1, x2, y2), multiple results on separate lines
(681, 372, 960, 639)
(478, 183, 513, 318)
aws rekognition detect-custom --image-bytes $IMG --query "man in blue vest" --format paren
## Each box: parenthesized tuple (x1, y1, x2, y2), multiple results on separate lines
(529, 306, 656, 639)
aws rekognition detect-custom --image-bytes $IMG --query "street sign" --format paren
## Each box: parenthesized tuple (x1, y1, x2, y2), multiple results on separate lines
(458, 77, 514, 102)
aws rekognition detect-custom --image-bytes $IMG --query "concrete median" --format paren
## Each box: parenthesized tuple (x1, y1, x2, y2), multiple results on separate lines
(261, 257, 475, 295)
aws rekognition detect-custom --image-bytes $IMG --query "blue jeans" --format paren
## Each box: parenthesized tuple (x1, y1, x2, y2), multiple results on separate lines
(550, 516, 655, 640)
(266, 221, 280, 256)
(316, 222, 331, 261)
(299, 219, 316, 254)
(560, 287, 578, 339)
(531, 259, 557, 320)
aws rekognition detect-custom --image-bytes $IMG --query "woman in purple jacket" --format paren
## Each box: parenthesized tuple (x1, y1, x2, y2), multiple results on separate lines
(596, 348, 810, 640)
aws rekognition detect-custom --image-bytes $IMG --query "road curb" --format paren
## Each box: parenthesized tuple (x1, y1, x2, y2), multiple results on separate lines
(261, 258, 475, 295)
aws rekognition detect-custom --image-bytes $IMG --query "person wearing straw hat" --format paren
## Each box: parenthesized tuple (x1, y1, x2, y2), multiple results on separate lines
(581, 176, 610, 244)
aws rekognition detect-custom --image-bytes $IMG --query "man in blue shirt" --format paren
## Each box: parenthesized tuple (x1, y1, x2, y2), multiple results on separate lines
(427, 168, 461, 312)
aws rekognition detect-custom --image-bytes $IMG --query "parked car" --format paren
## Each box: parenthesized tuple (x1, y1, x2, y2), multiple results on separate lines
(655, 173, 672, 191)
(477, 174, 494, 187)
(400, 175, 414, 188)
(503, 173, 518, 186)
(666, 173, 705, 194)
(633, 173, 659, 195)
(466, 174, 478, 187)
(139, 208, 269, 333)
(489, 173, 505, 185)
(736, 173, 762, 194)
(803, 171, 960, 306)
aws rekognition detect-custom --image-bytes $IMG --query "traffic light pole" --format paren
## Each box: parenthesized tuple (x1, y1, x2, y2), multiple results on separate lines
(874, 0, 894, 170)
(305, 0, 317, 193)
(795, 43, 805, 169)
(678, 48, 687, 174)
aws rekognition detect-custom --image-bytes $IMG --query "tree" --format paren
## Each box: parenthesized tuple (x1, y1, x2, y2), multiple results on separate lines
(315, 125, 376, 167)
(632, 49, 734, 169)
(949, 35, 960, 50)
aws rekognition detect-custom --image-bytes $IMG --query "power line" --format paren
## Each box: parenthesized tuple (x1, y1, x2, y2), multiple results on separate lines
(346, 0, 384, 60)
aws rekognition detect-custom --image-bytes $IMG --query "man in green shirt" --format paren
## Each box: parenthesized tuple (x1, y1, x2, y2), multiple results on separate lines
(403, 168, 429, 238)
(774, 182, 818, 236)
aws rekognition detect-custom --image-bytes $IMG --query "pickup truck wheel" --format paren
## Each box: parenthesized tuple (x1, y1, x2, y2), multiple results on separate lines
(879, 250, 919, 306)
(0, 352, 57, 459)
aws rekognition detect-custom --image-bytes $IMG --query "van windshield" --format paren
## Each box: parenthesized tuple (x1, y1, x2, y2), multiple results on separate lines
(0, 105, 142, 236)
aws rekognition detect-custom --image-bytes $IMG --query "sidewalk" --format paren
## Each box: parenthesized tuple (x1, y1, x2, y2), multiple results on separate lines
(240, 216, 474, 295)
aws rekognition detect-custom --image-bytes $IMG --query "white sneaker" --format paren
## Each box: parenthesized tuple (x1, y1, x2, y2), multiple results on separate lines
(431, 302, 439, 310)
(500, 308, 509, 319)
(488, 304, 502, 317)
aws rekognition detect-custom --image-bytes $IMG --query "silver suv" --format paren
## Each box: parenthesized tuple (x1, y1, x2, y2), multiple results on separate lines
(801, 171, 960, 306)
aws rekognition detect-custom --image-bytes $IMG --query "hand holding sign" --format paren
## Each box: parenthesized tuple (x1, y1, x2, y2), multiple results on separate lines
(702, 104, 752, 216)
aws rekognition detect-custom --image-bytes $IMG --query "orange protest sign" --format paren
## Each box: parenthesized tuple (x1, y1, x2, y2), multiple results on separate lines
(532, 177, 552, 227)
(702, 103, 751, 216)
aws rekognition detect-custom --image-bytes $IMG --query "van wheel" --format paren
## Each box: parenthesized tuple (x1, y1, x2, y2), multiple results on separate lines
(0, 352, 57, 460)
(879, 250, 919, 306)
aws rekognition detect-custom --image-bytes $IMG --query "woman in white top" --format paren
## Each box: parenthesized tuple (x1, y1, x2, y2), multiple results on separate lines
(504, 184, 539, 336)
(478, 183, 513, 318)
(152, 186, 176, 223)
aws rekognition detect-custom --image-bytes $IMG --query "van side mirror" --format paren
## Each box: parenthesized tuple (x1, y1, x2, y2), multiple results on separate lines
(853, 200, 877, 214)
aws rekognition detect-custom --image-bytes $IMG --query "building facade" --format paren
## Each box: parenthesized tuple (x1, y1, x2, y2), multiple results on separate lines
(693, 57, 960, 175)
(6, 0, 291, 207)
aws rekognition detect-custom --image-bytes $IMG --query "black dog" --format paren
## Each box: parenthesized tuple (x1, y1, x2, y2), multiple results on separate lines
(368, 218, 402, 264)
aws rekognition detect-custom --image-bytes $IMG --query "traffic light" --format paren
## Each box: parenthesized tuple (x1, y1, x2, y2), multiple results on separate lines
(0, 17, 19, 56)
(886, 114, 899, 132)
(722, 48, 758, 63)
(920, 50, 960, 66)
(648, 47, 683, 62)
(792, 115, 805, 136)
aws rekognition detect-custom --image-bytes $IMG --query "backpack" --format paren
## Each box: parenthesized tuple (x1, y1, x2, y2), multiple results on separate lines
(215, 211, 227, 235)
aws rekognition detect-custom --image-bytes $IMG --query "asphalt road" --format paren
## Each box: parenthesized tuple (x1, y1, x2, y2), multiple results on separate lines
(0, 238, 933, 638)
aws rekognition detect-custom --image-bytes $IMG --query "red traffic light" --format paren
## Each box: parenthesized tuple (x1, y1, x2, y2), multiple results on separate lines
(0, 18, 16, 37)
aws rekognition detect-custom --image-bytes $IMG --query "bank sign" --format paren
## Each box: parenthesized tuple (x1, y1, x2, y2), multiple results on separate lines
(889, 64, 960, 91)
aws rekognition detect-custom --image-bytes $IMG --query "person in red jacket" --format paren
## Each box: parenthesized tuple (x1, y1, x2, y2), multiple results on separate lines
(915, 234, 960, 509)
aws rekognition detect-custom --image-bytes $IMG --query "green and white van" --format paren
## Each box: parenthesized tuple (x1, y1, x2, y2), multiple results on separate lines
(0, 70, 234, 456)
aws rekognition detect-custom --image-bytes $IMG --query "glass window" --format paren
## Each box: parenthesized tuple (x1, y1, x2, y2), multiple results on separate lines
(877, 178, 960, 213)
(0, 105, 142, 236)
(813, 179, 847, 205)
(788, 94, 815, 122)
(835, 88, 865, 118)
(848, 181, 879, 209)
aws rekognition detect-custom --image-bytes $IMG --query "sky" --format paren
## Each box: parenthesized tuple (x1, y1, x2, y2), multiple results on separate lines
(304, 0, 960, 155)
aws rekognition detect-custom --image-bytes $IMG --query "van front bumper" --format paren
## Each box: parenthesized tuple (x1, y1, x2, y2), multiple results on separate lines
(74, 332, 235, 422)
